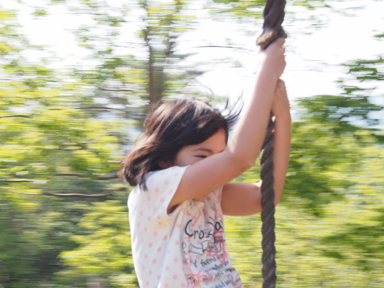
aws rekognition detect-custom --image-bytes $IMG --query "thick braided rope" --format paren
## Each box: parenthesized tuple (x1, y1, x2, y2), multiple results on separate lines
(256, 1, 287, 287)
(257, 0, 287, 48)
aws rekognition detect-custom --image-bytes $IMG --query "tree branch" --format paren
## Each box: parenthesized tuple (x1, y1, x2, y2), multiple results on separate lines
(44, 191, 115, 198)
(0, 115, 31, 118)
(96, 174, 120, 180)
(194, 45, 253, 52)
(98, 87, 134, 92)
(78, 106, 126, 114)
(55, 173, 119, 180)
(3, 179, 35, 183)
(3, 173, 119, 183)
(45, 187, 126, 198)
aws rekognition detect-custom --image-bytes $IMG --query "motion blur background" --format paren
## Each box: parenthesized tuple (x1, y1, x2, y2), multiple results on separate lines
(1, 0, 383, 287)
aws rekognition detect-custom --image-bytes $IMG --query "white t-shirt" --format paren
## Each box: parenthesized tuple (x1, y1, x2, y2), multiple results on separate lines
(128, 166, 243, 288)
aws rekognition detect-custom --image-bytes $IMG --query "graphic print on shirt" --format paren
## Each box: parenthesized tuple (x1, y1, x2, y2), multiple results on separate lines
(184, 217, 224, 257)
(181, 199, 242, 288)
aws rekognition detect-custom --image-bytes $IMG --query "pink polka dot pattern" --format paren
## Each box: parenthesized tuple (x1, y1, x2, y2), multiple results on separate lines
(127, 166, 241, 288)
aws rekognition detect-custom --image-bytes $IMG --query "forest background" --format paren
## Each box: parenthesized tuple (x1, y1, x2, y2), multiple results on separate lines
(1, 0, 383, 287)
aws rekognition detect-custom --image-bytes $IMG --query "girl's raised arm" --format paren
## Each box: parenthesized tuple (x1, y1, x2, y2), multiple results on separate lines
(168, 38, 286, 213)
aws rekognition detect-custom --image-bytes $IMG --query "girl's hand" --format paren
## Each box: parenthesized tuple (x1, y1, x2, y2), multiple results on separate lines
(256, 37, 286, 81)
(272, 79, 290, 117)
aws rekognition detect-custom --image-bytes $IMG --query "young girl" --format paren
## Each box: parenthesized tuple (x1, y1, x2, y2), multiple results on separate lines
(120, 37, 290, 288)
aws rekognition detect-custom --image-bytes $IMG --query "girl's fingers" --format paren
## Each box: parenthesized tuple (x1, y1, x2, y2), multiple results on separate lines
(275, 80, 284, 93)
(256, 37, 286, 79)
(267, 37, 286, 50)
(259, 37, 286, 51)
(270, 37, 285, 49)
(276, 37, 286, 46)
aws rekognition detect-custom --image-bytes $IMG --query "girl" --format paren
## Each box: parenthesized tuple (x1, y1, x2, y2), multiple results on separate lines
(120, 37, 290, 287)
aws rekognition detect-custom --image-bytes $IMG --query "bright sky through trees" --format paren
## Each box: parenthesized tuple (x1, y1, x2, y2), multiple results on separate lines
(4, 0, 384, 105)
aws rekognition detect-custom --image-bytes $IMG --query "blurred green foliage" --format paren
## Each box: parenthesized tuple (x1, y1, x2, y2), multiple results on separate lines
(227, 92, 384, 286)
(1, 1, 384, 287)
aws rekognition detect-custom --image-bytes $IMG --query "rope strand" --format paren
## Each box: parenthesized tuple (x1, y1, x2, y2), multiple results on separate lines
(257, 0, 287, 287)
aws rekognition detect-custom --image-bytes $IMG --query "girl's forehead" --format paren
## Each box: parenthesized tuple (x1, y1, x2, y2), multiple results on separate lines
(189, 129, 227, 151)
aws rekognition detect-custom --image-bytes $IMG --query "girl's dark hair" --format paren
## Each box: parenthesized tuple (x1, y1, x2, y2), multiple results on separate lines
(119, 99, 240, 189)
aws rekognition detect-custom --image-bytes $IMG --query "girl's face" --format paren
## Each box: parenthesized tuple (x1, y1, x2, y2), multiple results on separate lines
(172, 128, 227, 167)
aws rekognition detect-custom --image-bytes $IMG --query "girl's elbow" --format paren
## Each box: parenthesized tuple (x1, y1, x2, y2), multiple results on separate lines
(273, 190, 283, 206)
(231, 153, 255, 171)
(225, 146, 256, 171)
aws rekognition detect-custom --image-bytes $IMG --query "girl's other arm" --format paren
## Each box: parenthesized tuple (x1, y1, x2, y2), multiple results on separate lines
(270, 80, 291, 204)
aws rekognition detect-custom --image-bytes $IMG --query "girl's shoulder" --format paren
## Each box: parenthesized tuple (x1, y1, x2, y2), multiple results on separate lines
(129, 166, 190, 221)
(145, 165, 189, 190)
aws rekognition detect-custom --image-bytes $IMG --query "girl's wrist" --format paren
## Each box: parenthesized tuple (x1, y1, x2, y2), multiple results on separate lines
(274, 110, 291, 121)
(255, 67, 280, 83)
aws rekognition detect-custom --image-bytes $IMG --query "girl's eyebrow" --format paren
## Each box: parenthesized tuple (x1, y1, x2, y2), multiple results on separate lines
(193, 148, 213, 153)
(193, 148, 226, 153)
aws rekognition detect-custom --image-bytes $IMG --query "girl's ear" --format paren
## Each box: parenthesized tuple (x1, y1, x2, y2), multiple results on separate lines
(158, 160, 171, 169)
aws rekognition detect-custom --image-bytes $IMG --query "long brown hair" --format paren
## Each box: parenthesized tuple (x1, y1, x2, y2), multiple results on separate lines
(119, 99, 239, 190)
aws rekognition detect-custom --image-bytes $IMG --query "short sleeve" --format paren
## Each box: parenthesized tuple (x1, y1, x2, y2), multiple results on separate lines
(145, 166, 188, 224)
(212, 186, 223, 205)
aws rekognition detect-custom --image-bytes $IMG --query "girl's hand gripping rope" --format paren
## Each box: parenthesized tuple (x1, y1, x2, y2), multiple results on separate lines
(256, 37, 286, 83)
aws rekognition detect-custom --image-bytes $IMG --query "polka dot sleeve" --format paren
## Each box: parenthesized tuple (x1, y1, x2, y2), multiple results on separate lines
(144, 166, 188, 224)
